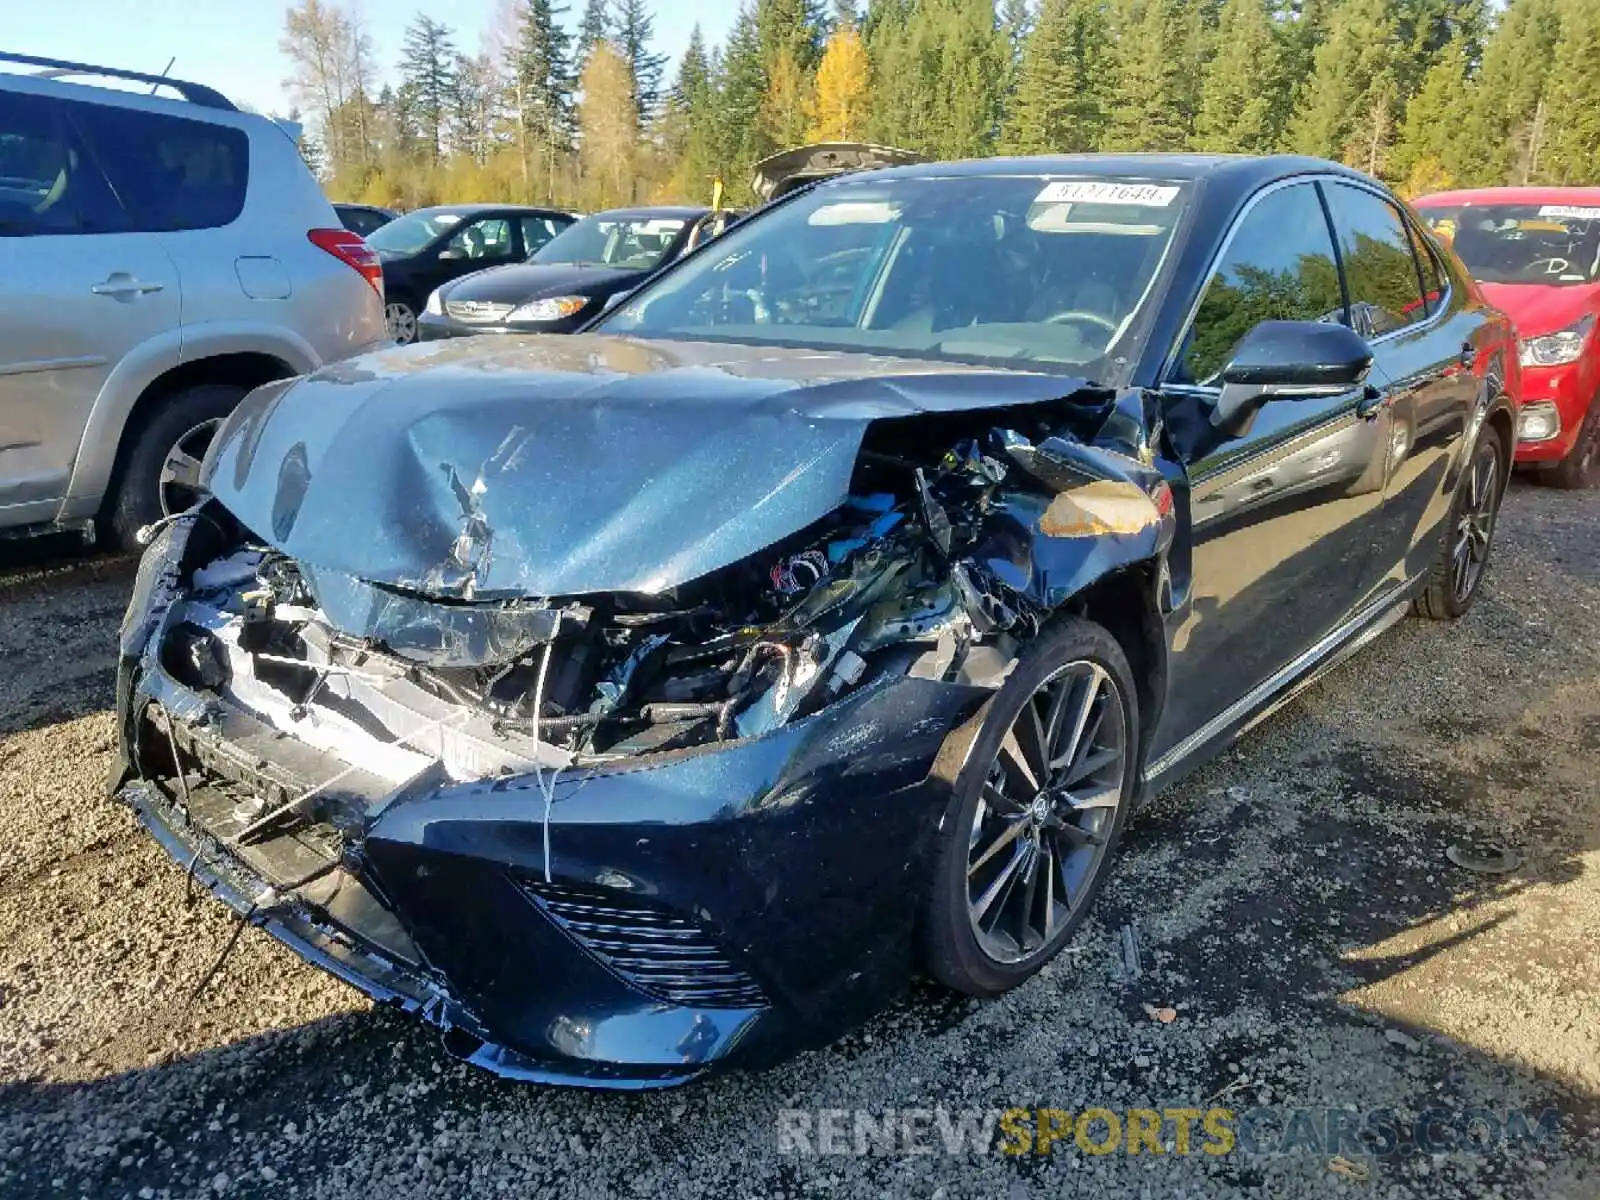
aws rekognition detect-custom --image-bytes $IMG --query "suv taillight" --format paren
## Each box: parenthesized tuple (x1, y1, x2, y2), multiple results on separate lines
(308, 228, 383, 295)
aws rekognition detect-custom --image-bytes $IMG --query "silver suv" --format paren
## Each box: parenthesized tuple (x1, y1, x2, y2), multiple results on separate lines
(0, 53, 386, 546)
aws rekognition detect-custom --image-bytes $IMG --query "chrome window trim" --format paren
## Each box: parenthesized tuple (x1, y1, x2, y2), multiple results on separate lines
(1324, 179, 1455, 342)
(1159, 174, 1454, 393)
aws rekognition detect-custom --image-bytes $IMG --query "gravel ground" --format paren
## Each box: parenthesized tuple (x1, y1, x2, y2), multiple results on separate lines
(0, 481, 1597, 1200)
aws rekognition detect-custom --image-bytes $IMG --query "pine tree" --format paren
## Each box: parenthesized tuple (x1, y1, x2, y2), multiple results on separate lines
(867, 0, 1007, 158)
(577, 40, 639, 206)
(614, 0, 668, 121)
(807, 22, 872, 140)
(719, 4, 770, 197)
(757, 0, 828, 71)
(576, 0, 610, 52)
(762, 46, 814, 148)
(449, 52, 498, 165)
(1456, 0, 1563, 184)
(660, 25, 720, 201)
(1193, 0, 1287, 152)
(1104, 0, 1198, 151)
(1540, 0, 1600, 183)
(999, 0, 1034, 55)
(507, 0, 574, 193)
(1004, 0, 1112, 154)
(398, 15, 457, 164)
(1387, 33, 1470, 191)
(1285, 0, 1404, 172)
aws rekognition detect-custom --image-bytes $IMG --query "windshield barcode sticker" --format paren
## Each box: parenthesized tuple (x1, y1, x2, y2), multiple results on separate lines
(1034, 181, 1180, 207)
(1538, 205, 1600, 220)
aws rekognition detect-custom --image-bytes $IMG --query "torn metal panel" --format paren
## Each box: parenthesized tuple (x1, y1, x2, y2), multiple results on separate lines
(200, 334, 1100, 598)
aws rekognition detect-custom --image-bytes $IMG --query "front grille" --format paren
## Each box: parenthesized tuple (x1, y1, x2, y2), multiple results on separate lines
(445, 300, 515, 322)
(517, 880, 766, 1009)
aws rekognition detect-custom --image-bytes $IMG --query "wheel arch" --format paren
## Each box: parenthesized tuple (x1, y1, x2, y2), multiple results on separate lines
(86, 352, 299, 526)
(1060, 560, 1169, 764)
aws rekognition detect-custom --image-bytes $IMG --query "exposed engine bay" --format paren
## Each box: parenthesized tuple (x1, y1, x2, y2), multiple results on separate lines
(145, 400, 1169, 810)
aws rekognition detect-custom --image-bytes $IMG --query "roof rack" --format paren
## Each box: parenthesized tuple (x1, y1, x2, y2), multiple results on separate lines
(0, 50, 237, 111)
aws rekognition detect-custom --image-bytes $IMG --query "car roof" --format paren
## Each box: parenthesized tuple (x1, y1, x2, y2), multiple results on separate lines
(842, 152, 1375, 192)
(1413, 185, 1600, 207)
(410, 203, 573, 217)
(585, 206, 712, 220)
(1, 60, 284, 138)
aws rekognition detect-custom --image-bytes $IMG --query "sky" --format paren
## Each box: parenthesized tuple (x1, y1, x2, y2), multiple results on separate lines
(5, 0, 743, 117)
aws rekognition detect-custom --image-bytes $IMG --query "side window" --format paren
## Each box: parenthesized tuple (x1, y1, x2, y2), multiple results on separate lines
(345, 208, 386, 237)
(0, 91, 125, 236)
(1324, 183, 1427, 337)
(1177, 183, 1345, 385)
(1407, 221, 1445, 315)
(446, 217, 513, 260)
(70, 101, 248, 232)
(520, 216, 560, 254)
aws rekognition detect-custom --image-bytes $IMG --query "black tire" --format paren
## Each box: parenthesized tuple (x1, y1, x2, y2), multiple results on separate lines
(1414, 422, 1505, 621)
(105, 384, 245, 550)
(1538, 402, 1599, 490)
(921, 617, 1140, 996)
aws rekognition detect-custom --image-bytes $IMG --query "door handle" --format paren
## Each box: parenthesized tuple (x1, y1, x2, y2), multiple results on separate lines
(91, 275, 164, 297)
(1356, 384, 1387, 421)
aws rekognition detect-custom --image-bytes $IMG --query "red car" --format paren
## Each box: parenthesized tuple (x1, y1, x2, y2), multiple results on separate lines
(1414, 187, 1600, 488)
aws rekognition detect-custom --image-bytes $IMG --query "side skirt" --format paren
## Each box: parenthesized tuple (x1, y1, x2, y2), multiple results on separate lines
(1139, 578, 1422, 799)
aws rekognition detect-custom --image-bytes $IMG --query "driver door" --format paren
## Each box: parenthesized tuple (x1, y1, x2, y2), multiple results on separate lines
(434, 216, 515, 283)
(1152, 180, 1392, 758)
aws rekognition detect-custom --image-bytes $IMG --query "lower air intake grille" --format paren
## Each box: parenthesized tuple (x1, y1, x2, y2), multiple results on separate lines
(516, 880, 766, 1009)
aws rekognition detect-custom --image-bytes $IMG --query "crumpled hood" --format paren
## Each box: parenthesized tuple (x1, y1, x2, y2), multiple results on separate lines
(1478, 281, 1600, 339)
(202, 334, 1095, 599)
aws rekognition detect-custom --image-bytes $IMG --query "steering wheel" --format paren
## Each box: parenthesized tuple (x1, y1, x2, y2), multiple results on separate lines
(1529, 257, 1571, 276)
(1043, 309, 1118, 335)
(32, 164, 67, 214)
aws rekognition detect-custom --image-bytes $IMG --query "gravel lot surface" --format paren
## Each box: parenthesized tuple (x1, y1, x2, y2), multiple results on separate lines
(1, 480, 1597, 1199)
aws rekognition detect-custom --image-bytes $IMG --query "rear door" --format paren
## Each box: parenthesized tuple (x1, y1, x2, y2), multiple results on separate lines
(1321, 181, 1482, 587)
(0, 88, 179, 521)
(1153, 180, 1391, 756)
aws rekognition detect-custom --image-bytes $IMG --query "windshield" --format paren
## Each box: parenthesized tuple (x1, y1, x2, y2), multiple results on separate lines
(598, 175, 1188, 376)
(366, 209, 471, 255)
(1420, 203, 1600, 286)
(532, 214, 688, 268)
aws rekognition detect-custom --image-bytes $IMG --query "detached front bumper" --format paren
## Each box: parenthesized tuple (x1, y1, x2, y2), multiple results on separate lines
(113, 543, 984, 1086)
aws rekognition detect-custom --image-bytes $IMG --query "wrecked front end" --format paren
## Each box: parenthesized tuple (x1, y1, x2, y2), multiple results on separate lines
(111, 351, 1176, 1086)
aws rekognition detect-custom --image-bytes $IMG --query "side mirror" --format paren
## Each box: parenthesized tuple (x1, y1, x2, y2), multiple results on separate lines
(1212, 320, 1374, 436)
(438, 248, 464, 261)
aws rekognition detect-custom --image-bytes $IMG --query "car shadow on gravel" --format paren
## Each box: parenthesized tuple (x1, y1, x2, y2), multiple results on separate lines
(3, 484, 1597, 1199)
(4, 658, 1597, 1200)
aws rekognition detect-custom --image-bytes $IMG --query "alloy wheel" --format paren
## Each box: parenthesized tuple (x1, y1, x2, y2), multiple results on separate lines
(1451, 443, 1499, 603)
(158, 418, 222, 518)
(965, 660, 1128, 965)
(386, 301, 417, 344)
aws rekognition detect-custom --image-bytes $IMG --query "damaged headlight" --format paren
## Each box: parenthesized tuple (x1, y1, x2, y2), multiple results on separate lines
(120, 515, 193, 656)
(508, 296, 588, 323)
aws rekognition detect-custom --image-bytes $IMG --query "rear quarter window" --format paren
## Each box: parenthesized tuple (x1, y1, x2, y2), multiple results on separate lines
(69, 101, 249, 232)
